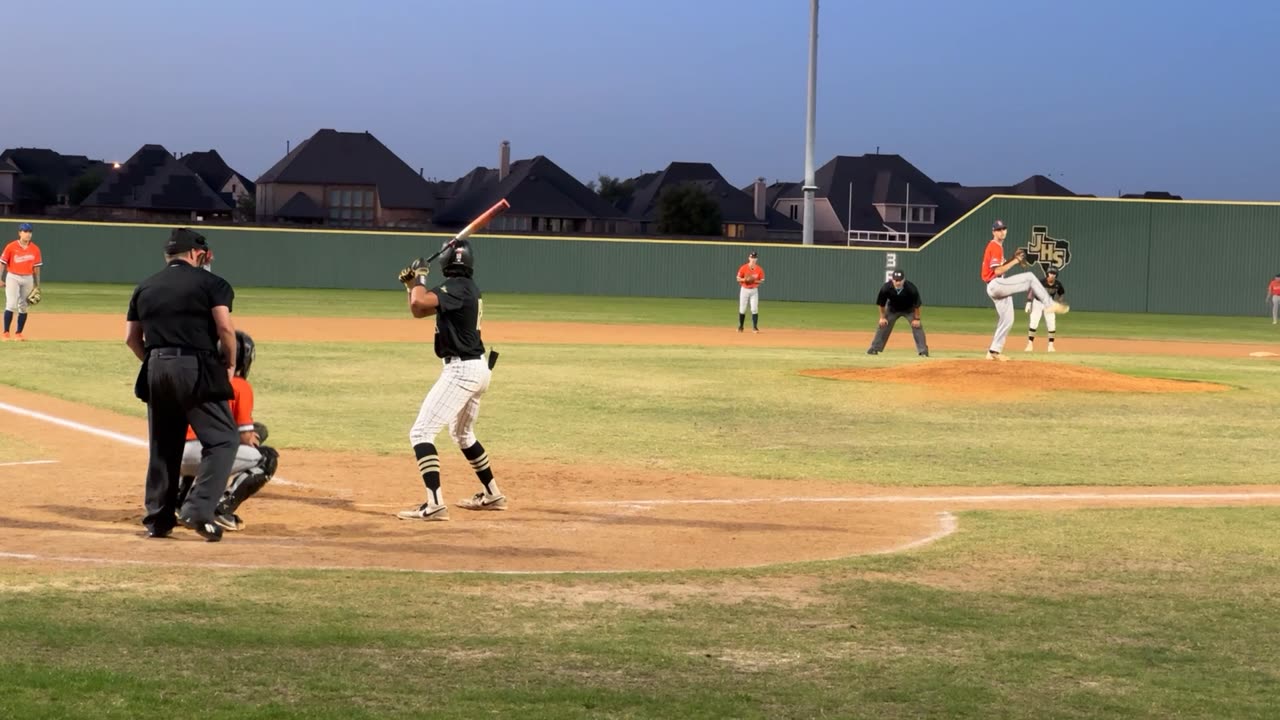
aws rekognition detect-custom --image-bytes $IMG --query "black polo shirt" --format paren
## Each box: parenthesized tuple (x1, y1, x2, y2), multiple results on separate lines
(876, 280, 922, 313)
(126, 261, 235, 351)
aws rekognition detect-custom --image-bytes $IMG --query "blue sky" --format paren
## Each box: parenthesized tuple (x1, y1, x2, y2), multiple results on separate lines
(5, 0, 1277, 200)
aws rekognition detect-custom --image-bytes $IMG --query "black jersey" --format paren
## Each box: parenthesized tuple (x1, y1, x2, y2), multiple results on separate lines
(430, 276, 486, 358)
(127, 261, 235, 352)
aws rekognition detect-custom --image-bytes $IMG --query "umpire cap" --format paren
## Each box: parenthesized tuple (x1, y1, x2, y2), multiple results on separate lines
(165, 227, 209, 254)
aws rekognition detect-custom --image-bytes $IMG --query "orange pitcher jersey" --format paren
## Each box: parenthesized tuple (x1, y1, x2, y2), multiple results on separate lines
(0, 241, 41, 275)
(980, 241, 1004, 283)
(738, 263, 764, 288)
(186, 376, 255, 441)
(1270, 279, 1280, 296)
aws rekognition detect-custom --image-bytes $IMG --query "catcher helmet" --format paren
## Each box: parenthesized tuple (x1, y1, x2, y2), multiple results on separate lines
(441, 239, 475, 277)
(219, 330, 256, 379)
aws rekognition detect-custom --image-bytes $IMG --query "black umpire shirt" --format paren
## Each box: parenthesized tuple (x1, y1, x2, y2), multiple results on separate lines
(876, 280, 922, 313)
(126, 261, 235, 351)
(430, 276, 486, 359)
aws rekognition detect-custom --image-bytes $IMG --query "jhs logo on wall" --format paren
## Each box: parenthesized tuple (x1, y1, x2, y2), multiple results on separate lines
(1025, 226, 1072, 275)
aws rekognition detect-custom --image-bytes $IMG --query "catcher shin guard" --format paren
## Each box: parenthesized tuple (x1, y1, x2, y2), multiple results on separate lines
(414, 442, 443, 505)
(217, 446, 278, 515)
(461, 441, 499, 496)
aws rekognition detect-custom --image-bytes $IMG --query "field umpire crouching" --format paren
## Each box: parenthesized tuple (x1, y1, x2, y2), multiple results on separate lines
(125, 228, 239, 542)
(866, 269, 929, 357)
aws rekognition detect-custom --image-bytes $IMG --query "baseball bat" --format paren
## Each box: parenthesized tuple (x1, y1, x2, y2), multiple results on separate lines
(426, 198, 511, 263)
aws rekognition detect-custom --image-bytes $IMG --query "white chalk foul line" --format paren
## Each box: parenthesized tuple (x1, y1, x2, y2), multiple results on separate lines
(0, 460, 59, 468)
(0, 400, 319, 490)
(568, 491, 1280, 507)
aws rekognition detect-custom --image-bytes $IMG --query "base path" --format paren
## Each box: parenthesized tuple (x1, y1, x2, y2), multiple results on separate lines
(13, 313, 1279, 358)
(4, 386, 1280, 574)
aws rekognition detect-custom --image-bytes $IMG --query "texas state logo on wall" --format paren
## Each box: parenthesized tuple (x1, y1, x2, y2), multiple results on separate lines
(1025, 225, 1072, 275)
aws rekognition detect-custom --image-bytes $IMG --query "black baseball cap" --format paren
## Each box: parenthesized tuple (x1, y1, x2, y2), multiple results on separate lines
(992, 219, 1007, 231)
(165, 227, 209, 253)
(748, 251, 758, 258)
(891, 270, 905, 280)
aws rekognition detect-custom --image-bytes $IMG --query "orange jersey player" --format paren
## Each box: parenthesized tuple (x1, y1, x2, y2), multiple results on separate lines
(1270, 273, 1280, 324)
(736, 251, 764, 333)
(178, 330, 278, 531)
(2, 222, 42, 341)
(980, 220, 1068, 361)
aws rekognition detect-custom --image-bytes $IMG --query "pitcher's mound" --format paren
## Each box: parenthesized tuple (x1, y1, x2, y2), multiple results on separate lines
(801, 360, 1230, 395)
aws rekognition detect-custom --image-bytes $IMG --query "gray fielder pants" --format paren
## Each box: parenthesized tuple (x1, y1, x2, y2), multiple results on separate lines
(868, 311, 928, 354)
(1272, 295, 1279, 323)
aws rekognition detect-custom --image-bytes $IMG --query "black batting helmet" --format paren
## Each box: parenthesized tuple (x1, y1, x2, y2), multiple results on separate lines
(219, 330, 256, 379)
(441, 239, 475, 277)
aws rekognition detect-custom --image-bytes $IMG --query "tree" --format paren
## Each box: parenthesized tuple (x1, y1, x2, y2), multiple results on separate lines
(594, 174, 638, 208)
(656, 183, 722, 236)
(68, 170, 105, 206)
(236, 192, 257, 222)
(17, 176, 56, 213)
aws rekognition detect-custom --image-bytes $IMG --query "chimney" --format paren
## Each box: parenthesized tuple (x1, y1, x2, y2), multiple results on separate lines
(499, 140, 510, 180)
(753, 177, 766, 221)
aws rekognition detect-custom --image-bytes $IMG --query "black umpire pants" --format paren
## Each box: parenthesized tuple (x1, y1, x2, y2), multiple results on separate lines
(868, 310, 929, 354)
(141, 353, 238, 533)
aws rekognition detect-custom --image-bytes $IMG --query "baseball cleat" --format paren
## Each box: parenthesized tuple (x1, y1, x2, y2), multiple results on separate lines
(1024, 341, 1034, 352)
(1047, 344, 1056, 353)
(458, 492, 507, 511)
(1, 332, 8, 341)
(397, 502, 450, 521)
(986, 351, 1010, 362)
(1050, 302, 1070, 315)
(178, 514, 223, 542)
(214, 512, 243, 532)
(14, 334, 24, 342)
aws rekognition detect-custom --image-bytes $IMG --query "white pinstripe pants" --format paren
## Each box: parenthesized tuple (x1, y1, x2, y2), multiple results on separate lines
(410, 358, 491, 448)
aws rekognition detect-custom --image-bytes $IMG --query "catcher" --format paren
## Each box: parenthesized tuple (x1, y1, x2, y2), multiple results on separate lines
(1, 222, 43, 341)
(176, 330, 279, 531)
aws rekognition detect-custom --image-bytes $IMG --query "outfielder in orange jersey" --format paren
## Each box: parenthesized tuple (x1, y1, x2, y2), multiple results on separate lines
(1269, 273, 1280, 325)
(176, 331, 279, 531)
(736, 251, 765, 333)
(1, 222, 42, 341)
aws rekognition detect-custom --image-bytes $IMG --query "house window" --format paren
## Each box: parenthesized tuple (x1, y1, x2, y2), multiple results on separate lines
(911, 207, 921, 222)
(327, 187, 375, 226)
(789, 204, 798, 220)
(898, 206, 906, 221)
(724, 223, 745, 238)
(923, 207, 934, 223)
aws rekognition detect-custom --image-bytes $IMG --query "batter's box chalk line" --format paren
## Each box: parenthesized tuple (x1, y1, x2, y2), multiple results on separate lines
(0, 401, 327, 492)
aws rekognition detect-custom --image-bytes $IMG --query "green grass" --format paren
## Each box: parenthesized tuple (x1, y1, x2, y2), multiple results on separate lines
(3, 507, 1280, 719)
(4, 340, 1278, 486)
(35, 282, 1280, 342)
(6, 288, 1280, 718)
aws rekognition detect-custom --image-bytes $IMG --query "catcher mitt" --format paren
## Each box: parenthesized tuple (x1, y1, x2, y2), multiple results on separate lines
(398, 257, 430, 289)
(26, 286, 41, 306)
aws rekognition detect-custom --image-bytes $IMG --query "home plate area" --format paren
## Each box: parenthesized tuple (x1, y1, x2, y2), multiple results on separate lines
(3, 387, 1280, 575)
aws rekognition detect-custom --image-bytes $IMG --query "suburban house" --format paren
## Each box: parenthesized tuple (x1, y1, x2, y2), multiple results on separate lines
(77, 144, 232, 222)
(765, 154, 961, 248)
(432, 141, 632, 235)
(180, 150, 257, 212)
(254, 129, 436, 228)
(619, 161, 801, 241)
(938, 174, 1077, 213)
(0, 147, 111, 214)
(1120, 190, 1181, 200)
(0, 158, 18, 216)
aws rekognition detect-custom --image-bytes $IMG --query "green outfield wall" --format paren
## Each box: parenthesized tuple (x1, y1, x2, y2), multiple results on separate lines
(7, 195, 1279, 316)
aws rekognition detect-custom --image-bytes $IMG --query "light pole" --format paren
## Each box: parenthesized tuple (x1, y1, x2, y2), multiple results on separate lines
(801, 0, 819, 246)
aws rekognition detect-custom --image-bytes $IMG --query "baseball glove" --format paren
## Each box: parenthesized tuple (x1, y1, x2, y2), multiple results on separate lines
(398, 258, 430, 289)
(26, 286, 41, 306)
